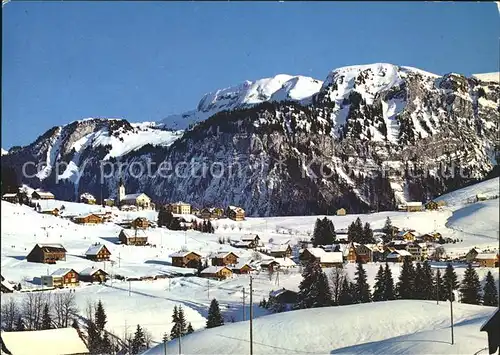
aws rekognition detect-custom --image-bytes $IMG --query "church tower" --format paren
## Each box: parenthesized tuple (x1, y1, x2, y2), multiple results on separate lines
(117, 177, 126, 205)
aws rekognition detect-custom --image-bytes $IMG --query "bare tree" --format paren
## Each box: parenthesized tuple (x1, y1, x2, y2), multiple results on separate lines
(329, 266, 346, 305)
(251, 251, 262, 261)
(230, 224, 235, 231)
(84, 297, 95, 323)
(143, 327, 153, 349)
(22, 292, 45, 330)
(1, 298, 19, 330)
(54, 292, 78, 328)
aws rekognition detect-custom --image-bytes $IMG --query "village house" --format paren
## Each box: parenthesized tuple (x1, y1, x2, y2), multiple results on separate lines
(118, 229, 148, 246)
(299, 248, 343, 268)
(211, 252, 239, 266)
(1, 275, 14, 293)
(31, 190, 55, 200)
(104, 198, 115, 207)
(200, 266, 233, 280)
(405, 201, 423, 212)
(260, 259, 281, 272)
(335, 233, 349, 244)
(26, 243, 67, 264)
(39, 207, 60, 216)
(421, 232, 441, 243)
(79, 267, 109, 283)
(386, 249, 412, 262)
(80, 193, 96, 204)
(336, 208, 347, 216)
(170, 251, 202, 268)
(199, 207, 224, 220)
(85, 243, 111, 262)
(396, 230, 417, 241)
(465, 248, 480, 263)
(73, 213, 103, 225)
(166, 201, 192, 214)
(474, 253, 499, 268)
(387, 239, 409, 250)
(425, 200, 439, 210)
(240, 234, 260, 248)
(346, 242, 373, 263)
(41, 268, 79, 288)
(131, 217, 149, 229)
(227, 205, 245, 221)
(1, 327, 89, 355)
(365, 244, 384, 262)
(231, 262, 254, 274)
(268, 288, 298, 311)
(480, 308, 500, 355)
(405, 242, 426, 262)
(2, 193, 19, 203)
(269, 244, 293, 258)
(117, 179, 153, 210)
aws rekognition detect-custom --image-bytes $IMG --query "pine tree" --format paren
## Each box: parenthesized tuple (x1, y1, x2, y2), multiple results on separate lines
(353, 262, 371, 303)
(162, 332, 169, 343)
(95, 300, 107, 332)
(86, 320, 101, 354)
(16, 315, 25, 331)
(397, 256, 415, 299)
(435, 269, 447, 301)
(338, 277, 354, 305)
(421, 260, 434, 300)
(312, 218, 323, 246)
(443, 263, 459, 296)
(459, 263, 481, 305)
(41, 304, 52, 330)
(131, 324, 146, 354)
(362, 222, 374, 244)
(177, 306, 187, 335)
(187, 322, 194, 334)
(482, 271, 498, 306)
(170, 306, 180, 339)
(372, 265, 386, 301)
(383, 263, 396, 300)
(296, 260, 332, 309)
(348, 217, 364, 243)
(206, 299, 224, 328)
(413, 263, 425, 299)
(382, 217, 393, 242)
(72, 319, 79, 331)
(101, 332, 111, 354)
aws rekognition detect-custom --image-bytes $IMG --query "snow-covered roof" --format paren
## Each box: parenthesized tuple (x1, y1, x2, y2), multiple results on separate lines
(170, 201, 190, 206)
(230, 261, 253, 270)
(50, 268, 76, 277)
(475, 253, 498, 260)
(270, 244, 291, 253)
(2, 193, 17, 198)
(36, 243, 66, 251)
(122, 193, 149, 201)
(85, 244, 107, 256)
(397, 230, 413, 237)
(233, 240, 253, 247)
(74, 213, 101, 219)
(213, 252, 238, 259)
(241, 234, 259, 241)
(228, 205, 245, 213)
(303, 247, 327, 258)
(405, 202, 423, 207)
(269, 288, 297, 298)
(79, 267, 107, 276)
(120, 229, 147, 238)
(319, 252, 343, 263)
(170, 251, 200, 258)
(32, 191, 55, 198)
(1, 280, 15, 292)
(200, 266, 231, 274)
(80, 192, 96, 200)
(389, 250, 412, 257)
(0, 327, 89, 355)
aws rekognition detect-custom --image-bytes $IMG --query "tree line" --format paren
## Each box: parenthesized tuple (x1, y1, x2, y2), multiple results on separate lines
(311, 217, 375, 247)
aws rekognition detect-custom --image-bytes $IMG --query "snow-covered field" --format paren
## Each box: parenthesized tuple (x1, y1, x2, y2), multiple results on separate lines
(144, 300, 497, 355)
(1, 178, 498, 349)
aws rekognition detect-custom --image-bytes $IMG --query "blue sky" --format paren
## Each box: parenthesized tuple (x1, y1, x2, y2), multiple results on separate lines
(2, 1, 499, 148)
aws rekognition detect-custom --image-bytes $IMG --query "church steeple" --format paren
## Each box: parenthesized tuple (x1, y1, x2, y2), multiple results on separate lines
(117, 177, 126, 205)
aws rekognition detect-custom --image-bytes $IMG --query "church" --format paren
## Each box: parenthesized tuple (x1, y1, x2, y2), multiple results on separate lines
(116, 179, 153, 210)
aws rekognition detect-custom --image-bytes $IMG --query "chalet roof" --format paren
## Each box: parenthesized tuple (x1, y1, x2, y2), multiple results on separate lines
(396, 230, 414, 237)
(213, 251, 239, 259)
(120, 229, 148, 239)
(170, 201, 191, 206)
(475, 253, 498, 260)
(303, 247, 327, 258)
(1, 280, 15, 292)
(2, 193, 17, 198)
(260, 259, 280, 267)
(134, 217, 148, 221)
(0, 327, 89, 355)
(170, 251, 201, 258)
(269, 288, 297, 298)
(51, 268, 77, 277)
(31, 191, 55, 198)
(320, 252, 343, 263)
(122, 193, 149, 201)
(85, 244, 108, 256)
(228, 205, 245, 213)
(80, 192, 96, 200)
(241, 234, 259, 241)
(74, 213, 102, 219)
(388, 250, 412, 257)
(40, 208, 59, 213)
(233, 240, 253, 247)
(269, 244, 291, 253)
(79, 267, 108, 276)
(406, 202, 423, 207)
(200, 266, 231, 274)
(230, 261, 253, 270)
(35, 243, 66, 252)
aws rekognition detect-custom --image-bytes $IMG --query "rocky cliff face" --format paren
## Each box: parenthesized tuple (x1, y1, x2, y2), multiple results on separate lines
(2, 63, 498, 216)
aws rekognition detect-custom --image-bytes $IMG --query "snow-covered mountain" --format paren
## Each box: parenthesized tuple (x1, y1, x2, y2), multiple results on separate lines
(1, 148, 8, 156)
(160, 74, 323, 130)
(2, 63, 499, 215)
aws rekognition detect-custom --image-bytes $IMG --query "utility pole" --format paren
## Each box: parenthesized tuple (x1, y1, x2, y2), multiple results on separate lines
(450, 287, 454, 345)
(164, 338, 167, 355)
(275, 268, 280, 287)
(128, 280, 131, 296)
(242, 287, 246, 321)
(119, 252, 121, 268)
(249, 276, 253, 355)
(436, 269, 440, 305)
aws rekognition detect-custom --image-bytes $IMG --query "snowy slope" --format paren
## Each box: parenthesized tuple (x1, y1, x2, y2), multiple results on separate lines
(472, 72, 499, 83)
(435, 177, 499, 207)
(446, 199, 499, 241)
(160, 74, 322, 129)
(1, 148, 8, 155)
(144, 301, 495, 354)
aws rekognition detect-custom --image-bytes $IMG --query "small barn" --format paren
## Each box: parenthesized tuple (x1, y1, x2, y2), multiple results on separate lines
(474, 253, 499, 268)
(131, 217, 149, 229)
(336, 208, 347, 216)
(200, 266, 233, 280)
(79, 267, 108, 283)
(118, 229, 148, 246)
(227, 205, 245, 221)
(85, 244, 111, 262)
(170, 251, 202, 268)
(425, 200, 439, 210)
(2, 193, 19, 203)
(31, 191, 55, 200)
(73, 213, 103, 225)
(26, 243, 67, 264)
(212, 252, 239, 266)
(231, 262, 254, 274)
(269, 244, 292, 258)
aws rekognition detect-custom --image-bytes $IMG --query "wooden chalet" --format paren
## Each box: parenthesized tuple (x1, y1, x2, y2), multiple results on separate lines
(269, 288, 298, 310)
(231, 262, 253, 274)
(227, 205, 245, 221)
(79, 267, 109, 283)
(2, 193, 19, 203)
(425, 200, 439, 210)
(80, 193, 96, 204)
(73, 213, 103, 225)
(336, 208, 347, 216)
(421, 232, 440, 243)
(386, 249, 412, 262)
(31, 190, 55, 200)
(200, 266, 233, 280)
(260, 259, 281, 272)
(346, 243, 373, 263)
(474, 253, 499, 268)
(405, 202, 423, 212)
(199, 207, 224, 220)
(41, 268, 79, 288)
(480, 308, 500, 355)
(85, 244, 111, 261)
(40, 207, 60, 216)
(299, 248, 343, 268)
(131, 217, 149, 229)
(465, 248, 480, 263)
(26, 243, 66, 264)
(239, 234, 260, 249)
(396, 230, 416, 241)
(211, 252, 239, 266)
(170, 251, 202, 268)
(118, 229, 148, 246)
(269, 244, 292, 258)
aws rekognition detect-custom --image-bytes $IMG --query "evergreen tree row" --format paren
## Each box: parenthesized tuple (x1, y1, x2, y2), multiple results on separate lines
(312, 217, 336, 246)
(347, 217, 374, 244)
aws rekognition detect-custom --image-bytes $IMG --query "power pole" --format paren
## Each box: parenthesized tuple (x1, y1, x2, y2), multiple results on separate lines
(242, 287, 246, 321)
(450, 287, 454, 345)
(164, 338, 167, 355)
(249, 276, 253, 355)
(436, 269, 440, 305)
(275, 268, 280, 287)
